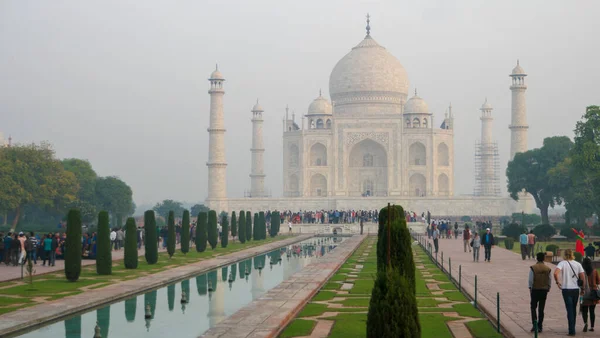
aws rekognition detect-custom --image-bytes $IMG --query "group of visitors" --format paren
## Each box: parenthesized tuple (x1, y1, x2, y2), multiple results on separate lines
(519, 230, 537, 260)
(460, 226, 494, 262)
(279, 209, 379, 224)
(0, 231, 64, 267)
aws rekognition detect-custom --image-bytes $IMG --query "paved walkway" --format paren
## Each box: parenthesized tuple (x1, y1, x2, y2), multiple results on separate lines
(429, 236, 573, 338)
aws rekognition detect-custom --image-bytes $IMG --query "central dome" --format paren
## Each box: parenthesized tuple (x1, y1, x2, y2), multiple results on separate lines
(329, 35, 409, 105)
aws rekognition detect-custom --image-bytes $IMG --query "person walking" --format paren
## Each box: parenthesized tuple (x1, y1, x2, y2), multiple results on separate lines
(42, 234, 52, 266)
(528, 230, 536, 259)
(580, 257, 600, 332)
(554, 249, 585, 336)
(463, 226, 471, 253)
(529, 252, 551, 333)
(110, 229, 117, 251)
(520, 230, 529, 260)
(432, 225, 440, 253)
(585, 243, 596, 260)
(26, 232, 38, 264)
(481, 228, 494, 262)
(472, 233, 481, 262)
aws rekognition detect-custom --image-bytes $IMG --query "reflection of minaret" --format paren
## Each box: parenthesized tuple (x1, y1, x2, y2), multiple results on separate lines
(249, 100, 266, 197)
(251, 268, 265, 300)
(206, 65, 228, 212)
(208, 279, 226, 326)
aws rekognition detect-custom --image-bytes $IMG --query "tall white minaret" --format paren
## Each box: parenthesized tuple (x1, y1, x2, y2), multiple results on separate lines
(478, 99, 498, 196)
(509, 60, 528, 160)
(250, 100, 266, 197)
(206, 65, 228, 211)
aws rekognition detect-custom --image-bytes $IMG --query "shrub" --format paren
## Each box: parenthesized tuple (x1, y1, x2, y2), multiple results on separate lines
(124, 217, 138, 269)
(238, 211, 246, 244)
(246, 211, 252, 241)
(231, 211, 237, 240)
(367, 269, 420, 337)
(96, 211, 112, 275)
(258, 211, 266, 240)
(559, 225, 578, 240)
(502, 223, 527, 240)
(195, 212, 207, 252)
(504, 238, 515, 250)
(575, 252, 583, 263)
(221, 213, 229, 248)
(270, 211, 280, 237)
(181, 210, 190, 254)
(533, 224, 556, 241)
(546, 244, 559, 255)
(144, 210, 158, 264)
(253, 213, 259, 241)
(65, 209, 82, 282)
(207, 210, 218, 249)
(167, 211, 175, 258)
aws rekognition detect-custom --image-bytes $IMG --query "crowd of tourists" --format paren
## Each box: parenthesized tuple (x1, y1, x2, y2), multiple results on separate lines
(279, 209, 425, 225)
(0, 231, 67, 267)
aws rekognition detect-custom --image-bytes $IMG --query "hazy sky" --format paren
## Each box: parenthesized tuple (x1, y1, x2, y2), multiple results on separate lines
(1, 0, 599, 206)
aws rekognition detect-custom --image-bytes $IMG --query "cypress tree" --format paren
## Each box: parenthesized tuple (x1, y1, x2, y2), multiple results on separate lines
(259, 212, 266, 240)
(144, 210, 158, 264)
(196, 212, 208, 252)
(167, 211, 175, 258)
(221, 213, 229, 248)
(231, 211, 237, 240)
(181, 210, 190, 254)
(238, 211, 246, 244)
(167, 284, 175, 311)
(270, 211, 280, 237)
(376, 205, 401, 272)
(245, 211, 252, 242)
(65, 209, 82, 282)
(253, 213, 259, 241)
(96, 210, 112, 275)
(196, 273, 207, 295)
(124, 217, 138, 269)
(208, 210, 218, 249)
(125, 297, 136, 322)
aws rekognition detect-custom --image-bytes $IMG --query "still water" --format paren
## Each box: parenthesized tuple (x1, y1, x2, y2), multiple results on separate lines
(18, 237, 344, 338)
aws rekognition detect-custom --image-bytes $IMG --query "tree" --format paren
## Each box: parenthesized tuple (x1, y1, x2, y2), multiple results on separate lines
(181, 210, 190, 254)
(196, 212, 208, 252)
(238, 211, 246, 244)
(511, 213, 542, 225)
(570, 106, 600, 216)
(62, 158, 98, 224)
(167, 211, 175, 258)
(231, 211, 237, 240)
(270, 211, 280, 237)
(95, 176, 133, 228)
(153, 200, 185, 219)
(501, 223, 527, 240)
(124, 217, 138, 269)
(207, 210, 218, 249)
(253, 213, 259, 241)
(221, 213, 229, 248)
(548, 157, 595, 226)
(190, 204, 209, 216)
(144, 210, 158, 264)
(246, 211, 252, 241)
(533, 224, 556, 241)
(377, 205, 404, 272)
(65, 209, 82, 282)
(96, 211, 112, 275)
(258, 212, 266, 240)
(507, 136, 573, 224)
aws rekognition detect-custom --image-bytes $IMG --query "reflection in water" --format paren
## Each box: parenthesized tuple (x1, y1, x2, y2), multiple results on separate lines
(196, 274, 207, 296)
(125, 296, 137, 322)
(221, 266, 228, 282)
(145, 290, 157, 319)
(97, 306, 110, 338)
(64, 316, 81, 338)
(208, 270, 226, 327)
(208, 271, 218, 292)
(238, 262, 245, 279)
(181, 280, 190, 302)
(167, 284, 175, 311)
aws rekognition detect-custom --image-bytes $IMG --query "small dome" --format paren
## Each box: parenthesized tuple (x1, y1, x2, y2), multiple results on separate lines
(210, 66, 224, 80)
(511, 61, 525, 75)
(404, 92, 429, 114)
(307, 92, 333, 115)
(252, 101, 263, 112)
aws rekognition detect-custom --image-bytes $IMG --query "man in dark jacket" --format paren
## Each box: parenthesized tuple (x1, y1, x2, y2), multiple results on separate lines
(529, 252, 551, 333)
(481, 228, 495, 262)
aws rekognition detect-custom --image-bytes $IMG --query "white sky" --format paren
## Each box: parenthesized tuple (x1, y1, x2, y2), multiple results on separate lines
(1, 0, 599, 206)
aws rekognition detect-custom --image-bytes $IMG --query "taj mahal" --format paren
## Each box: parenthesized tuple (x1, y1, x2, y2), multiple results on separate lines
(204, 17, 532, 216)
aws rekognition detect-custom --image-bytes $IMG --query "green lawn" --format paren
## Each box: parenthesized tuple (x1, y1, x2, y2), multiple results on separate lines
(279, 319, 316, 338)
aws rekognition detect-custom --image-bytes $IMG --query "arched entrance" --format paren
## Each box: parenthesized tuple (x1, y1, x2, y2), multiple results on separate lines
(310, 174, 327, 197)
(348, 139, 387, 196)
(409, 173, 426, 197)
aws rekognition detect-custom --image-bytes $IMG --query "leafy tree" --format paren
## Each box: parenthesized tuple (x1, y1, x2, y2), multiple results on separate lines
(558, 224, 578, 240)
(507, 136, 573, 224)
(144, 210, 158, 264)
(124, 217, 138, 269)
(246, 211, 252, 241)
(167, 211, 175, 258)
(238, 211, 246, 244)
(65, 209, 82, 282)
(549, 158, 595, 226)
(195, 212, 208, 252)
(231, 211, 237, 240)
(270, 211, 280, 237)
(190, 204, 209, 216)
(221, 213, 229, 248)
(207, 210, 218, 249)
(511, 213, 542, 225)
(570, 106, 600, 216)
(95, 176, 133, 228)
(181, 210, 190, 254)
(253, 213, 259, 241)
(96, 211, 112, 275)
(62, 158, 98, 223)
(533, 224, 556, 241)
(153, 200, 184, 219)
(502, 222, 527, 240)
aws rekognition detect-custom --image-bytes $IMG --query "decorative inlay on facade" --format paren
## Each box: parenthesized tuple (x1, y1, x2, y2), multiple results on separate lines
(345, 132, 389, 148)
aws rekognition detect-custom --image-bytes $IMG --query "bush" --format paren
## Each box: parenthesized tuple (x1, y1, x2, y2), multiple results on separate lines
(181, 210, 190, 254)
(533, 224, 556, 241)
(195, 212, 207, 252)
(376, 205, 403, 271)
(65, 209, 82, 282)
(559, 225, 578, 240)
(231, 211, 237, 239)
(96, 211, 112, 275)
(546, 244, 559, 255)
(575, 252, 583, 263)
(221, 213, 229, 248)
(504, 238, 514, 250)
(207, 210, 218, 249)
(124, 217, 138, 269)
(367, 269, 420, 337)
(502, 223, 527, 240)
(144, 210, 158, 264)
(167, 211, 175, 258)
(238, 211, 246, 244)
(253, 213, 259, 241)
(246, 211, 252, 241)
(270, 211, 280, 237)
(258, 211, 266, 240)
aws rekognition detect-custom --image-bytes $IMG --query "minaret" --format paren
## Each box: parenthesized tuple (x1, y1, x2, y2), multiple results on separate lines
(509, 60, 528, 160)
(477, 99, 499, 196)
(206, 65, 228, 211)
(250, 100, 266, 197)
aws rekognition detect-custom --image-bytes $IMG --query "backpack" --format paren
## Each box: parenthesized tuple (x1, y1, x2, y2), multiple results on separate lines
(25, 238, 33, 251)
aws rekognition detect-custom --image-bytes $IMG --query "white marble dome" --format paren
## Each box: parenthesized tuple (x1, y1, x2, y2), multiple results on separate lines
(252, 101, 264, 112)
(511, 62, 525, 75)
(404, 93, 429, 114)
(210, 69, 224, 80)
(481, 99, 492, 110)
(307, 93, 332, 115)
(329, 35, 409, 103)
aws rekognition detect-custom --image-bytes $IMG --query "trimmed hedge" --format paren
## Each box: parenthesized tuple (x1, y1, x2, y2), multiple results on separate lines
(270, 211, 280, 237)
(208, 210, 218, 249)
(124, 217, 138, 269)
(246, 211, 252, 241)
(546, 244, 559, 255)
(196, 212, 208, 252)
(231, 211, 237, 239)
(144, 210, 158, 264)
(258, 211, 266, 240)
(253, 213, 259, 241)
(96, 211, 112, 275)
(167, 211, 175, 258)
(504, 238, 515, 250)
(65, 209, 83, 282)
(181, 210, 190, 254)
(221, 213, 229, 248)
(238, 211, 246, 244)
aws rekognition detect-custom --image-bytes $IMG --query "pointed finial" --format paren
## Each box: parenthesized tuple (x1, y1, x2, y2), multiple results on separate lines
(414, 88, 417, 96)
(485, 97, 488, 104)
(517, 59, 519, 66)
(319, 88, 322, 97)
(256, 98, 259, 104)
(366, 13, 371, 36)
(215, 63, 218, 71)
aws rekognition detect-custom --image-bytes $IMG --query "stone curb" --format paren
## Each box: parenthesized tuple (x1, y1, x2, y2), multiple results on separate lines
(0, 235, 312, 338)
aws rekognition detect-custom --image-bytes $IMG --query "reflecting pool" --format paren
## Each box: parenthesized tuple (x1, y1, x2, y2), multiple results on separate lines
(17, 237, 344, 338)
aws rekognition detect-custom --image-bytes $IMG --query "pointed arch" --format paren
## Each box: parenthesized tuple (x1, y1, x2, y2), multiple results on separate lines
(310, 174, 327, 197)
(438, 143, 449, 166)
(348, 138, 388, 196)
(409, 142, 426, 166)
(288, 144, 299, 167)
(409, 173, 426, 197)
(288, 174, 299, 197)
(310, 143, 327, 166)
(438, 173, 449, 196)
